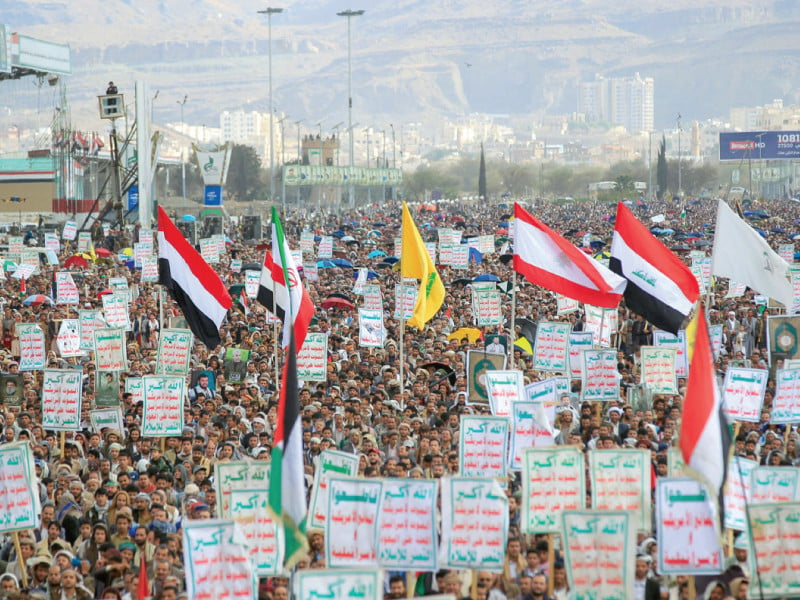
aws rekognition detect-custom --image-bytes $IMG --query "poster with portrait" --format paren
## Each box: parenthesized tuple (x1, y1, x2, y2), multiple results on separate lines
(466, 351, 507, 406)
(94, 371, 121, 407)
(224, 348, 251, 384)
(767, 315, 800, 366)
(0, 375, 23, 408)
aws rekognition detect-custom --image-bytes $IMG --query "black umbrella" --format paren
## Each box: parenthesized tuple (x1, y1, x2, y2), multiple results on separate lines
(242, 262, 262, 271)
(506, 317, 538, 346)
(418, 361, 457, 386)
(451, 278, 473, 287)
(326, 292, 353, 303)
(498, 254, 514, 265)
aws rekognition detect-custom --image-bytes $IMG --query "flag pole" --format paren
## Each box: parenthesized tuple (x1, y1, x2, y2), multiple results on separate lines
(509, 269, 517, 352)
(399, 214, 405, 402)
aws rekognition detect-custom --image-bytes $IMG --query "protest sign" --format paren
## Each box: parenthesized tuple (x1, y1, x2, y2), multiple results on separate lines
(93, 328, 127, 371)
(214, 462, 272, 519)
(451, 244, 469, 269)
(199, 238, 219, 263)
(55, 272, 79, 305)
(300, 231, 315, 254)
(224, 348, 250, 384)
(142, 376, 185, 436)
(653, 329, 688, 377)
(377, 479, 438, 571)
(353, 268, 368, 295)
(89, 408, 124, 435)
(394, 284, 417, 320)
(466, 351, 506, 406)
(57, 319, 83, 357)
(79, 310, 105, 351)
(779, 243, 795, 263)
(556, 294, 580, 316)
(725, 281, 747, 298)
(746, 502, 800, 598)
(438, 243, 454, 266)
(792, 269, 800, 314)
(18, 323, 46, 371)
(667, 447, 686, 478)
(77, 231, 91, 252)
(562, 510, 635, 600)
(308, 450, 359, 530)
(42, 369, 82, 431)
(656, 478, 723, 574)
(533, 321, 570, 372)
(125, 377, 144, 406)
(724, 457, 757, 532)
(509, 402, 554, 470)
(525, 377, 568, 426)
(568, 331, 593, 378)
(722, 367, 768, 422)
(318, 236, 333, 259)
(709, 324, 724, 360)
(8, 236, 23, 254)
(326, 478, 382, 568)
(439, 477, 508, 572)
(521, 447, 584, 534)
(484, 370, 524, 417)
(589, 449, 651, 531)
(473, 290, 502, 326)
(62, 221, 77, 240)
(770, 368, 800, 424)
(750, 467, 800, 503)
(303, 261, 319, 282)
(1, 375, 23, 408)
(584, 305, 616, 347)
(44, 232, 60, 253)
(581, 349, 619, 401)
(0, 442, 40, 533)
(95, 371, 121, 407)
(229, 489, 284, 576)
(459, 416, 509, 478)
(640, 346, 679, 394)
(297, 333, 328, 382)
(478, 234, 494, 254)
(183, 520, 256, 600)
(362, 285, 383, 311)
(102, 294, 130, 330)
(243, 271, 259, 299)
(140, 256, 159, 283)
(156, 329, 194, 375)
(358, 308, 385, 348)
(12, 262, 35, 280)
(294, 569, 383, 600)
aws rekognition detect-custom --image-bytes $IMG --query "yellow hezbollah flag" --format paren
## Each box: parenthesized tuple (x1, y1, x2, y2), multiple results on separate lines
(401, 201, 445, 329)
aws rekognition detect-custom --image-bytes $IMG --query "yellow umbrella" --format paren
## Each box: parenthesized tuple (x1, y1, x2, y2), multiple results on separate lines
(447, 327, 482, 343)
(121, 247, 134, 257)
(514, 337, 533, 355)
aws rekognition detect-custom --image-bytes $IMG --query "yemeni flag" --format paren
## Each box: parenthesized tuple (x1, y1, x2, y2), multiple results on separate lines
(512, 202, 626, 308)
(268, 326, 309, 568)
(679, 305, 731, 533)
(609, 201, 699, 334)
(157, 206, 232, 348)
(256, 207, 314, 350)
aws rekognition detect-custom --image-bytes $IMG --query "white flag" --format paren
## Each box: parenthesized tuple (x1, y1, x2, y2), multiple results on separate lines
(711, 199, 792, 308)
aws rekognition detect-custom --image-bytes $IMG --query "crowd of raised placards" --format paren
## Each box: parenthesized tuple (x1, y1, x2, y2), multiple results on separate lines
(0, 196, 799, 600)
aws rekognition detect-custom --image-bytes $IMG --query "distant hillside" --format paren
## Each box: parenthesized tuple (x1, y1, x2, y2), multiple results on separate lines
(7, 0, 800, 130)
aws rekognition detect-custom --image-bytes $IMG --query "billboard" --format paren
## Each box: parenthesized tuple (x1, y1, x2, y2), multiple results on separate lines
(282, 165, 403, 187)
(15, 35, 71, 75)
(719, 131, 800, 161)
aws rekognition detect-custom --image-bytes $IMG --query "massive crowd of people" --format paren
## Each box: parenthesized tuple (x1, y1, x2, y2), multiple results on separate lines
(0, 195, 798, 600)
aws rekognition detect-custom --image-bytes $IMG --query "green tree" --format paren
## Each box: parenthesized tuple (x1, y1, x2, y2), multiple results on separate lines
(614, 174, 635, 192)
(478, 144, 487, 199)
(226, 144, 267, 201)
(657, 135, 668, 200)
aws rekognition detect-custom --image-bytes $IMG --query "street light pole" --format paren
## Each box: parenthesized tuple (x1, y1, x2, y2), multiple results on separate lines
(648, 130, 653, 204)
(258, 6, 284, 206)
(337, 8, 365, 207)
(295, 119, 303, 208)
(390, 123, 396, 201)
(364, 127, 372, 204)
(177, 95, 188, 209)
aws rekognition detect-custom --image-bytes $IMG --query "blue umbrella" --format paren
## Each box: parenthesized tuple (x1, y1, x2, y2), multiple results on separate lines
(589, 240, 606, 249)
(317, 260, 337, 269)
(368, 250, 386, 258)
(352, 270, 379, 280)
(314, 235, 322, 242)
(372, 222, 387, 227)
(753, 228, 767, 238)
(383, 256, 400, 264)
(771, 227, 787, 234)
(368, 230, 382, 237)
(469, 247, 483, 264)
(181, 215, 196, 222)
(331, 258, 354, 268)
(331, 230, 346, 238)
(473, 273, 500, 282)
